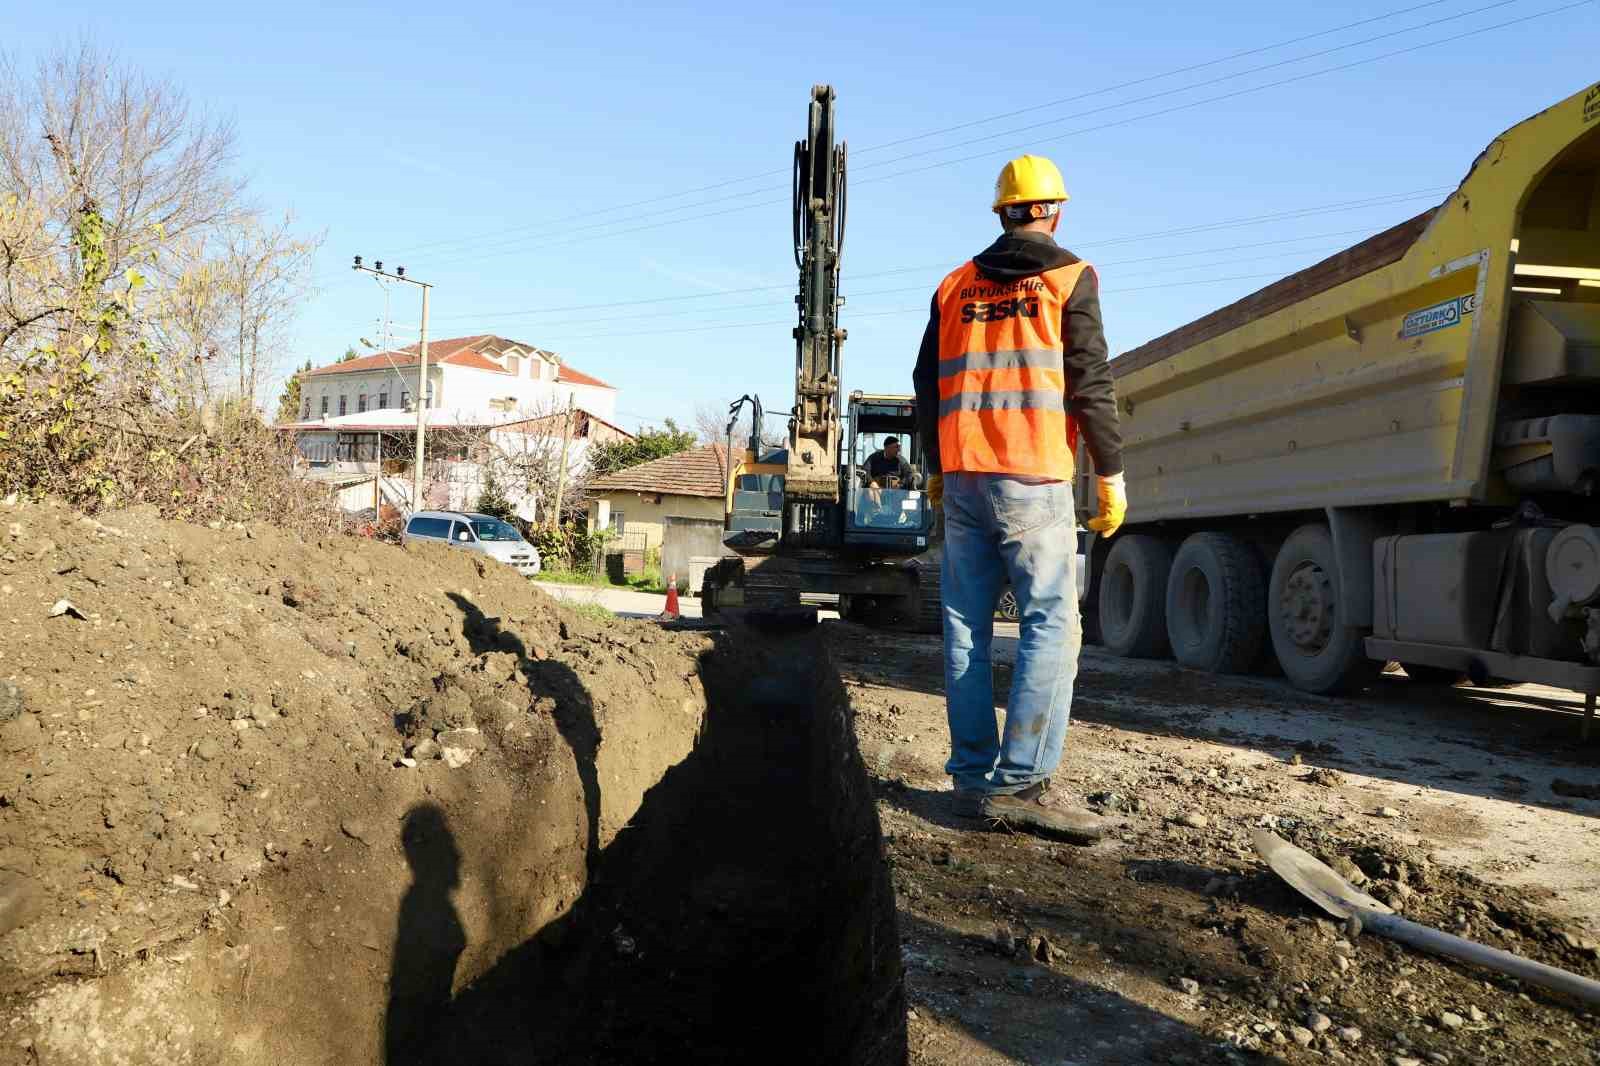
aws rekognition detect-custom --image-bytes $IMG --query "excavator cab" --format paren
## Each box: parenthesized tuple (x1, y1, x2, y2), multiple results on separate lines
(843, 393, 934, 553)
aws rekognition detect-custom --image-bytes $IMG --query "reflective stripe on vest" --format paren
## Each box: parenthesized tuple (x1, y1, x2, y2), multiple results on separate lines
(934, 259, 1089, 479)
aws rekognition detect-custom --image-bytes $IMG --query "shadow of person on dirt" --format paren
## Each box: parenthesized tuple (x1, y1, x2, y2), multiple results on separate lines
(447, 592, 603, 872)
(384, 803, 467, 1066)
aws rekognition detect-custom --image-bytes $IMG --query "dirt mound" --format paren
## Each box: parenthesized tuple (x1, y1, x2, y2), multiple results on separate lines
(0, 497, 906, 1065)
(0, 498, 718, 1062)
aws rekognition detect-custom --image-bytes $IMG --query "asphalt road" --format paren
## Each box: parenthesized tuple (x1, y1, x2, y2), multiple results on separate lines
(534, 581, 705, 619)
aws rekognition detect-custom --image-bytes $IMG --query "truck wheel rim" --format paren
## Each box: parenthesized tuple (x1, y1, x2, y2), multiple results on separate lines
(1281, 562, 1334, 653)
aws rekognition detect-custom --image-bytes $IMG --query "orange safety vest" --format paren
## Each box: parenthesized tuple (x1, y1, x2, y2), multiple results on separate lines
(934, 259, 1090, 480)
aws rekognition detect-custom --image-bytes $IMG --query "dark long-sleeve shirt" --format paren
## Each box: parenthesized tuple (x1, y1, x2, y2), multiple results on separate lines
(913, 230, 1123, 477)
(864, 450, 915, 486)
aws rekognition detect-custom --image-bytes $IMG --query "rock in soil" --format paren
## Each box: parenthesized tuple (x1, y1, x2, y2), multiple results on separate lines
(0, 681, 23, 722)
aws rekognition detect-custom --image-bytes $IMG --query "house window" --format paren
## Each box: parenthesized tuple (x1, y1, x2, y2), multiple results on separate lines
(336, 433, 380, 463)
(378, 390, 388, 409)
(358, 393, 367, 414)
(609, 510, 625, 534)
(506, 356, 520, 377)
(401, 390, 411, 409)
(338, 395, 347, 416)
(320, 395, 329, 416)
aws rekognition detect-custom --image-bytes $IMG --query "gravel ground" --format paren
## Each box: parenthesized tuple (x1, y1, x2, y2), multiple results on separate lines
(828, 623, 1600, 1065)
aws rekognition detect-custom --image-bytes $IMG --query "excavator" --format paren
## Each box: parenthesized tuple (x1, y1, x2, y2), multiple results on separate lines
(699, 85, 941, 631)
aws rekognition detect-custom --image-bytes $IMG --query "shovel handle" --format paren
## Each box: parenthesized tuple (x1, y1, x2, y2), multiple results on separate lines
(1364, 910, 1600, 1006)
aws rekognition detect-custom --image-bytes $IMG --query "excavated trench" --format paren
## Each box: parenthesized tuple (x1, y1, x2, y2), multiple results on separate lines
(414, 632, 906, 1065)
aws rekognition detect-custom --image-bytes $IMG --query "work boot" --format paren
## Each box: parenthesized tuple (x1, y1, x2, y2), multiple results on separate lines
(981, 780, 1113, 844)
(950, 788, 987, 819)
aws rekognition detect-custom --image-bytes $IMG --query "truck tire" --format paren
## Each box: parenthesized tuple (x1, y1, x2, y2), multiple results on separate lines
(1098, 535, 1173, 659)
(1268, 524, 1379, 695)
(1166, 532, 1266, 674)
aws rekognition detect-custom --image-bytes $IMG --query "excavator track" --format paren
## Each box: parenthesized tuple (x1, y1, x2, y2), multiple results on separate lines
(701, 558, 816, 630)
(915, 564, 943, 636)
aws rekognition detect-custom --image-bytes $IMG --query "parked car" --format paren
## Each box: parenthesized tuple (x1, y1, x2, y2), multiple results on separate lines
(401, 510, 541, 576)
(994, 531, 1089, 622)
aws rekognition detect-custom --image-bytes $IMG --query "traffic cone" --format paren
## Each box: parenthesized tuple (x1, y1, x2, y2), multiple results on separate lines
(660, 573, 680, 621)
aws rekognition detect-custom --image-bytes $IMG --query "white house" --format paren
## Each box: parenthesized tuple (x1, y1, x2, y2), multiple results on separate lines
(278, 333, 627, 519)
(290, 333, 616, 426)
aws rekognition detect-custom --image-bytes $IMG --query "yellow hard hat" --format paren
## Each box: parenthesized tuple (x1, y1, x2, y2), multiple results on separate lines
(992, 154, 1069, 211)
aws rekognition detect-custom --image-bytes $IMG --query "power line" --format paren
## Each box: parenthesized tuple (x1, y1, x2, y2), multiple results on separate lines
(391, 0, 1548, 273)
(485, 238, 1362, 332)
(850, 1, 1587, 190)
(855, 0, 1463, 156)
(428, 188, 1448, 323)
(537, 271, 1337, 343)
(374, 0, 1471, 262)
(849, 0, 1523, 174)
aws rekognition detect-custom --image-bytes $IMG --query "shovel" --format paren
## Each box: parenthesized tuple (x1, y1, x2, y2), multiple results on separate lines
(1252, 829, 1600, 1006)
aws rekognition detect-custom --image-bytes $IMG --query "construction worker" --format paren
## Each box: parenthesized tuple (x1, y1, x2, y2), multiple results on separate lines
(864, 436, 917, 489)
(912, 154, 1126, 843)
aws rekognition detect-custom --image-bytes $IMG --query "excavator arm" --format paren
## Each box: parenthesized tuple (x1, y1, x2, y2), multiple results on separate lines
(786, 84, 847, 502)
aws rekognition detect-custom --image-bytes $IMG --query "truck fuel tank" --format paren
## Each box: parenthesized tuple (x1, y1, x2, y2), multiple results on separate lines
(1374, 528, 1578, 660)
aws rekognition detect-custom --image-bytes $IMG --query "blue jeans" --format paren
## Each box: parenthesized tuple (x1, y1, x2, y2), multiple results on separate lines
(941, 473, 1082, 795)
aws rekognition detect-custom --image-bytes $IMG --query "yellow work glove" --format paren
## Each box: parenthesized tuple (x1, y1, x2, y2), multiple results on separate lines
(925, 473, 943, 509)
(1086, 471, 1126, 537)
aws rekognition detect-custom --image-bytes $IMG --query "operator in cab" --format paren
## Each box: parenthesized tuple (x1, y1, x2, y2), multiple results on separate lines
(864, 436, 917, 489)
(912, 154, 1127, 844)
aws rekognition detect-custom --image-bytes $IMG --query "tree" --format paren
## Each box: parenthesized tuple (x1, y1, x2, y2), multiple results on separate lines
(0, 44, 332, 532)
(340, 346, 358, 362)
(145, 214, 322, 409)
(588, 418, 697, 478)
(694, 399, 755, 449)
(276, 359, 313, 424)
(0, 43, 241, 374)
(423, 399, 586, 527)
(474, 464, 515, 521)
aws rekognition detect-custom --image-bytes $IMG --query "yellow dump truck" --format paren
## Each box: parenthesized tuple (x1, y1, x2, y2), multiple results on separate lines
(1081, 81, 1600, 713)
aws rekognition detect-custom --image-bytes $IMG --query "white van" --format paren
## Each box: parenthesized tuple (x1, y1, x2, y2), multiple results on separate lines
(401, 510, 541, 576)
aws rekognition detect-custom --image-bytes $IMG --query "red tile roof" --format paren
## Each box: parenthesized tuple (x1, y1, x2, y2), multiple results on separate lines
(303, 351, 420, 377)
(303, 333, 614, 389)
(303, 346, 506, 377)
(557, 365, 613, 389)
(439, 350, 507, 373)
(588, 445, 728, 498)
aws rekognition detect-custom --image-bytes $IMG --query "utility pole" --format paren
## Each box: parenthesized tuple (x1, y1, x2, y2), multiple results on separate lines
(352, 257, 431, 512)
(551, 394, 576, 527)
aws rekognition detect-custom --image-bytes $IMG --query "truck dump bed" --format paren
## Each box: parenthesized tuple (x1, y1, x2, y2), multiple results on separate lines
(1101, 82, 1600, 524)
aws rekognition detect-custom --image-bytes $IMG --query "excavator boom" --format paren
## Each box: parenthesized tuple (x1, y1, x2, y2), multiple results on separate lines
(786, 84, 846, 501)
(700, 84, 939, 634)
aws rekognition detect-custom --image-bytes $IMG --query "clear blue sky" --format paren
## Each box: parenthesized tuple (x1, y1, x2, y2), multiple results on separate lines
(11, 1, 1598, 434)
